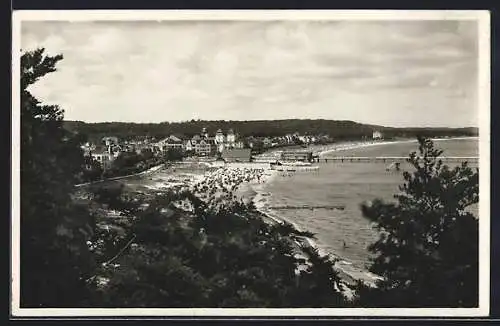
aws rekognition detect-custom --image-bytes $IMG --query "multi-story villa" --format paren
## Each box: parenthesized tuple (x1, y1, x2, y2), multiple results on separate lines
(184, 127, 246, 156)
(195, 139, 212, 156)
(214, 128, 244, 153)
(186, 131, 213, 156)
(156, 135, 184, 153)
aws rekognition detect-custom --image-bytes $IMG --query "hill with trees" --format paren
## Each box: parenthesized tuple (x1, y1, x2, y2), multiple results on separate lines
(63, 119, 478, 143)
(20, 48, 349, 308)
(18, 47, 480, 309)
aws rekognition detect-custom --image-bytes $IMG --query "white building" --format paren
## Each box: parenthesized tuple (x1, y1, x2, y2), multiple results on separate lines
(215, 129, 225, 143)
(226, 129, 236, 143)
(373, 130, 384, 140)
(156, 135, 184, 153)
(91, 150, 114, 170)
(214, 128, 243, 153)
(185, 132, 213, 156)
(215, 129, 226, 153)
(184, 139, 194, 153)
(195, 139, 212, 156)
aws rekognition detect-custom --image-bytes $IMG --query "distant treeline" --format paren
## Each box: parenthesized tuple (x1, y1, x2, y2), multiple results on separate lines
(64, 119, 478, 142)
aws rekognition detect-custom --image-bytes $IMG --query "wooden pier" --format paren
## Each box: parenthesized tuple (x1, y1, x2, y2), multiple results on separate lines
(314, 156, 479, 164)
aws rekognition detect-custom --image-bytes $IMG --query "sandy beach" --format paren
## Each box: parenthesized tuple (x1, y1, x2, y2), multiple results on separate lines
(184, 163, 361, 295)
(316, 139, 415, 157)
(315, 136, 478, 157)
(189, 165, 272, 205)
(253, 136, 478, 159)
(137, 136, 477, 289)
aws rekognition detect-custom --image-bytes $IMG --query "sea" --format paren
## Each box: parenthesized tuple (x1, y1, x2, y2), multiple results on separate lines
(117, 137, 480, 284)
(254, 137, 480, 284)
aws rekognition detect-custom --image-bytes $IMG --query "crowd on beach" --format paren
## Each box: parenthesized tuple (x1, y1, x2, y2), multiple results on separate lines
(160, 164, 359, 296)
(138, 163, 275, 213)
(187, 167, 270, 205)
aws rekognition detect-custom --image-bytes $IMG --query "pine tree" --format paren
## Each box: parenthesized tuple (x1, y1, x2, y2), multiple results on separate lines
(20, 48, 94, 307)
(353, 136, 479, 307)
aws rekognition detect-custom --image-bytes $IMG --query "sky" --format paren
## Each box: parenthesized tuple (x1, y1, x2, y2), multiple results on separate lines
(21, 19, 479, 127)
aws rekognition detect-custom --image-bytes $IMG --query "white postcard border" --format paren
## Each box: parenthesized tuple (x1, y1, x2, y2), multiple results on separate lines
(11, 9, 491, 318)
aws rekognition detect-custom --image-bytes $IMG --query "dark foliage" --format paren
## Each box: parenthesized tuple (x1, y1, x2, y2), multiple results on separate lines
(164, 147, 184, 162)
(79, 155, 104, 183)
(19, 48, 347, 308)
(352, 137, 479, 307)
(19, 48, 479, 309)
(102, 151, 163, 179)
(64, 119, 478, 143)
(87, 188, 347, 307)
(20, 48, 94, 307)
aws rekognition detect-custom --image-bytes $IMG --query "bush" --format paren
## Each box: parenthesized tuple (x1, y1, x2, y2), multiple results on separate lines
(89, 190, 348, 307)
(352, 136, 479, 307)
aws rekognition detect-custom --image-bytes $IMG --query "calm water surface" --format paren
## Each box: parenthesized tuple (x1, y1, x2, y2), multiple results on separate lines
(260, 138, 479, 282)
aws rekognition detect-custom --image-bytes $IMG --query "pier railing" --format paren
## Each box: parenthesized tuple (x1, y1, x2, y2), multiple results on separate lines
(315, 156, 479, 164)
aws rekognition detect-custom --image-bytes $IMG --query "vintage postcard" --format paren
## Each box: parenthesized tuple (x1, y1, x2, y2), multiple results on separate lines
(11, 10, 490, 318)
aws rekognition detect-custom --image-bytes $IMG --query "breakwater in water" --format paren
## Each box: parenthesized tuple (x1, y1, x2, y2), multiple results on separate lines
(255, 137, 480, 285)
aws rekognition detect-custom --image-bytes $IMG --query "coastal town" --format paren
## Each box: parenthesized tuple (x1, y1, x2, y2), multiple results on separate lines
(73, 125, 479, 299)
(81, 127, 386, 172)
(17, 15, 484, 312)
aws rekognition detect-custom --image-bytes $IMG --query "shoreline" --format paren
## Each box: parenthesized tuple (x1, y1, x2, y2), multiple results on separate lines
(229, 166, 375, 292)
(135, 163, 364, 298)
(247, 135, 478, 287)
(315, 136, 478, 157)
(114, 161, 374, 296)
(189, 162, 380, 292)
(254, 136, 478, 161)
(108, 135, 477, 297)
(254, 188, 380, 290)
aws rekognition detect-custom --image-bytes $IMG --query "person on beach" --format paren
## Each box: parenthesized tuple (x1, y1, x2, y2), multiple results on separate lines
(188, 166, 269, 206)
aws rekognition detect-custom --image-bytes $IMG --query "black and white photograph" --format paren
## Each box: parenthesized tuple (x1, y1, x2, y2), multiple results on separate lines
(11, 10, 490, 317)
